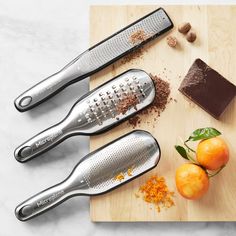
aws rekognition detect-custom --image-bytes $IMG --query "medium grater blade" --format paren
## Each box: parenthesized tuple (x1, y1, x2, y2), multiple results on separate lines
(14, 7, 173, 112)
(14, 69, 155, 162)
(15, 130, 161, 221)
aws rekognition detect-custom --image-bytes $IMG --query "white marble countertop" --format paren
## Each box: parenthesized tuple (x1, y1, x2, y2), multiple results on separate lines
(0, 0, 235, 235)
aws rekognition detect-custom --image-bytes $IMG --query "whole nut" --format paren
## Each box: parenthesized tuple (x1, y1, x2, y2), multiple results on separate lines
(186, 31, 197, 43)
(178, 22, 191, 34)
(166, 36, 177, 47)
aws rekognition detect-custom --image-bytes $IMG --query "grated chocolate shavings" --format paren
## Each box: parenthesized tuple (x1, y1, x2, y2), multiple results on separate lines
(129, 29, 149, 45)
(117, 93, 138, 115)
(121, 29, 150, 65)
(128, 74, 171, 128)
(128, 115, 141, 127)
(121, 47, 145, 64)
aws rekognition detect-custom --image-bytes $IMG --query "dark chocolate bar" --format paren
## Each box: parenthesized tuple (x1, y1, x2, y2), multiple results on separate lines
(179, 58, 236, 119)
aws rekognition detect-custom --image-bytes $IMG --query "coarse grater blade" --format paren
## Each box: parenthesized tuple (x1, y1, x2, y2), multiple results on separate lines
(15, 130, 161, 221)
(14, 69, 155, 162)
(14, 7, 173, 112)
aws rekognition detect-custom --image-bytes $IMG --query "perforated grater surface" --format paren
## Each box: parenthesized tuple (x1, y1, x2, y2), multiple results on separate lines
(15, 130, 161, 221)
(14, 69, 155, 162)
(14, 7, 173, 112)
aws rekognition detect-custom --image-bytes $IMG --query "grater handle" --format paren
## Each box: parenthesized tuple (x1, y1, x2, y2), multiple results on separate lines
(14, 122, 68, 163)
(15, 164, 89, 221)
(15, 181, 69, 221)
(14, 58, 83, 112)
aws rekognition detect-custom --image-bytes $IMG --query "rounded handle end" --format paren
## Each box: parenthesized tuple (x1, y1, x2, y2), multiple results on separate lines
(14, 145, 33, 163)
(14, 95, 32, 112)
(15, 203, 34, 221)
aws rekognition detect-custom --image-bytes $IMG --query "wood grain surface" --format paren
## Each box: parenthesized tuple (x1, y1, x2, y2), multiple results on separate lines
(89, 5, 236, 221)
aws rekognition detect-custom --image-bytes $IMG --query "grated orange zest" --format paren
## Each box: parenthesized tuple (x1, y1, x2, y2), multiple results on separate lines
(138, 175, 175, 212)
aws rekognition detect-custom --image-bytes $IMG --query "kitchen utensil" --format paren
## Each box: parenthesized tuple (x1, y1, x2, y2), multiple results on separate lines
(15, 130, 161, 221)
(14, 7, 173, 112)
(14, 69, 155, 162)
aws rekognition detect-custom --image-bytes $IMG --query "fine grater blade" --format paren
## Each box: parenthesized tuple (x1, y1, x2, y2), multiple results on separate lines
(77, 130, 160, 194)
(14, 69, 155, 162)
(76, 8, 173, 76)
(15, 130, 161, 221)
(14, 7, 173, 112)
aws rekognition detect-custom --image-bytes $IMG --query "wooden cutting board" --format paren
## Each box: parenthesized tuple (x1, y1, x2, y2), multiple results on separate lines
(89, 5, 236, 221)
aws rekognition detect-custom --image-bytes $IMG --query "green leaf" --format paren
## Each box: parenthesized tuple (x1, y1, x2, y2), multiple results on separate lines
(186, 127, 221, 142)
(175, 145, 189, 160)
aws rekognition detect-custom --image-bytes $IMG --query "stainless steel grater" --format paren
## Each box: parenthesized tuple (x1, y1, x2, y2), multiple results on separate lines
(14, 7, 173, 112)
(14, 69, 155, 162)
(15, 130, 161, 221)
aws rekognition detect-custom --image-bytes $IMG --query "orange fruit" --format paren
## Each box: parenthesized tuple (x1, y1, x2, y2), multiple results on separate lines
(175, 163, 209, 200)
(196, 137, 229, 170)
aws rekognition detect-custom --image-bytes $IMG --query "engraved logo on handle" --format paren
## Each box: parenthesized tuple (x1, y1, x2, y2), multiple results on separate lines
(36, 190, 64, 208)
(35, 130, 63, 148)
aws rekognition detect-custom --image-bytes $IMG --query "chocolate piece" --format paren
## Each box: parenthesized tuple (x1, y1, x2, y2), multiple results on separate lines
(179, 58, 236, 119)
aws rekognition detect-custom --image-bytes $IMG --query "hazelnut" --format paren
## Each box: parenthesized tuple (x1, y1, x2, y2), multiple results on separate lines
(167, 36, 177, 47)
(178, 22, 191, 34)
(186, 31, 197, 43)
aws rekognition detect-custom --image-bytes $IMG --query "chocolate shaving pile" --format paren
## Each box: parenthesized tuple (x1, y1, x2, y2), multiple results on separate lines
(129, 29, 149, 45)
(122, 29, 149, 64)
(128, 115, 141, 127)
(128, 74, 171, 128)
(117, 94, 138, 115)
(147, 74, 171, 115)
